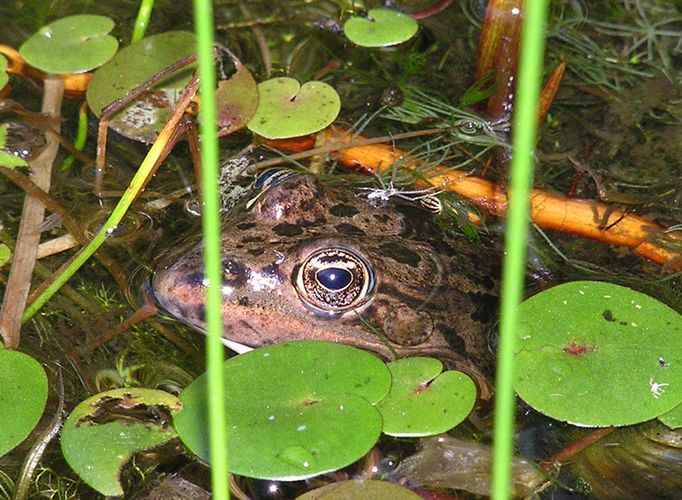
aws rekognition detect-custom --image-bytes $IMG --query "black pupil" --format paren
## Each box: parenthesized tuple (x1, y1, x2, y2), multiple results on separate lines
(316, 267, 352, 291)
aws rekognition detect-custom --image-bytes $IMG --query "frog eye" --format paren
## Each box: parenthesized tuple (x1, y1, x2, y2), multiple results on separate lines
(295, 247, 374, 314)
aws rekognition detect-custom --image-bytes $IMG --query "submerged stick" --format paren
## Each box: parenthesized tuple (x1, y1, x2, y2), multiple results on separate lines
(0, 76, 63, 348)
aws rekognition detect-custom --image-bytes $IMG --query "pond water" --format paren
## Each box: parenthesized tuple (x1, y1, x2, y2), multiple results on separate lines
(0, 0, 681, 498)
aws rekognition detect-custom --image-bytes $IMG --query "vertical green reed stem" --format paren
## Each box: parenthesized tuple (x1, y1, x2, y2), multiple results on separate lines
(132, 0, 155, 43)
(194, 2, 229, 499)
(491, 2, 547, 499)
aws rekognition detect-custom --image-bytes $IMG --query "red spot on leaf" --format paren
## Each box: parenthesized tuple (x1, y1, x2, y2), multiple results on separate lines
(564, 341, 593, 356)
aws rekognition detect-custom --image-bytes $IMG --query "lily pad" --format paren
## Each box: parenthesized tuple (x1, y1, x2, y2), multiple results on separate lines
(19, 15, 118, 74)
(659, 402, 682, 429)
(86, 31, 197, 144)
(297, 479, 421, 499)
(0, 350, 48, 457)
(61, 388, 182, 496)
(0, 55, 8, 90)
(514, 281, 682, 427)
(343, 9, 419, 48)
(215, 59, 259, 135)
(247, 77, 340, 139)
(175, 341, 390, 480)
(377, 358, 476, 437)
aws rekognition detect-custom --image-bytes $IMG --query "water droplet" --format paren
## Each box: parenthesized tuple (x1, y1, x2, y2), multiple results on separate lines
(277, 446, 316, 469)
(297, 424, 306, 432)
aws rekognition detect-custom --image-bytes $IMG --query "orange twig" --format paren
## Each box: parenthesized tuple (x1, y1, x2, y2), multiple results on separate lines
(266, 127, 682, 270)
(0, 44, 92, 96)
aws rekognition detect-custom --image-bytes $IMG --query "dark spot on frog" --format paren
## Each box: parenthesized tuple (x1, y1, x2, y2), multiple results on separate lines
(378, 242, 421, 266)
(241, 235, 265, 243)
(238, 296, 250, 307)
(248, 248, 265, 257)
(273, 223, 303, 236)
(329, 203, 360, 217)
(469, 292, 498, 323)
(334, 223, 365, 235)
(184, 271, 205, 287)
(602, 309, 615, 322)
(237, 222, 256, 230)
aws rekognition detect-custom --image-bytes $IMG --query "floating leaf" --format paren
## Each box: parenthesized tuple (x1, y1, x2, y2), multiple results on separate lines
(0, 243, 10, 267)
(0, 55, 8, 90)
(61, 388, 182, 496)
(659, 403, 682, 429)
(215, 59, 259, 135)
(0, 350, 48, 457)
(297, 479, 421, 499)
(175, 341, 390, 480)
(247, 77, 340, 139)
(343, 9, 419, 48)
(515, 281, 682, 427)
(377, 358, 476, 437)
(87, 31, 197, 144)
(19, 15, 118, 74)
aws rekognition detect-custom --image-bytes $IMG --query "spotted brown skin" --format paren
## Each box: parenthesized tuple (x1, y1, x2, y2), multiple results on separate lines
(151, 173, 500, 392)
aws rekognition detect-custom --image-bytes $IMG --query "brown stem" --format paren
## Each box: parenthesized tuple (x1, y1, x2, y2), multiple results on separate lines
(0, 76, 63, 348)
(0, 167, 130, 296)
(540, 427, 614, 471)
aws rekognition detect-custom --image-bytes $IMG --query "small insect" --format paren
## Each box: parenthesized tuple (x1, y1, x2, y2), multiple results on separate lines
(356, 168, 444, 208)
(649, 377, 669, 398)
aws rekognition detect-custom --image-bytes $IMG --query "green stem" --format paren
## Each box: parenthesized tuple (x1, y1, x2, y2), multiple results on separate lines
(60, 100, 88, 172)
(22, 77, 199, 324)
(193, 1, 229, 499)
(491, 1, 548, 499)
(131, 0, 155, 43)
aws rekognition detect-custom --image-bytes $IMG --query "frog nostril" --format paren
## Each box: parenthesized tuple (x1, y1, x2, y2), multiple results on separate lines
(316, 267, 352, 291)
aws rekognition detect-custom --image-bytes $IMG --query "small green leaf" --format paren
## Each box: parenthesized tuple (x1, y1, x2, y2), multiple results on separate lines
(0, 350, 48, 457)
(247, 77, 340, 139)
(0, 243, 10, 267)
(175, 341, 390, 480)
(215, 60, 259, 135)
(61, 388, 182, 496)
(377, 358, 476, 437)
(344, 9, 419, 48)
(0, 123, 28, 169)
(515, 281, 682, 427)
(0, 55, 8, 90)
(19, 15, 118, 74)
(297, 479, 421, 499)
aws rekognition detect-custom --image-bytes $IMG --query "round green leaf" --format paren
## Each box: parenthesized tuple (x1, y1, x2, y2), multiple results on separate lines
(659, 402, 682, 429)
(377, 358, 476, 437)
(0, 350, 48, 457)
(61, 388, 182, 496)
(247, 77, 340, 139)
(19, 15, 118, 74)
(515, 281, 682, 427)
(215, 60, 259, 135)
(343, 9, 419, 48)
(87, 31, 197, 143)
(175, 341, 390, 480)
(297, 479, 421, 499)
(0, 55, 8, 90)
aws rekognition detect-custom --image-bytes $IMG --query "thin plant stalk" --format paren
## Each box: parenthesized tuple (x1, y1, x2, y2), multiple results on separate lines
(492, 1, 548, 498)
(132, 0, 155, 43)
(22, 76, 200, 324)
(193, 1, 229, 499)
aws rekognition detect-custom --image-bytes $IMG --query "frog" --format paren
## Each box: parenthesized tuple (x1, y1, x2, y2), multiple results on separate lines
(150, 171, 500, 394)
